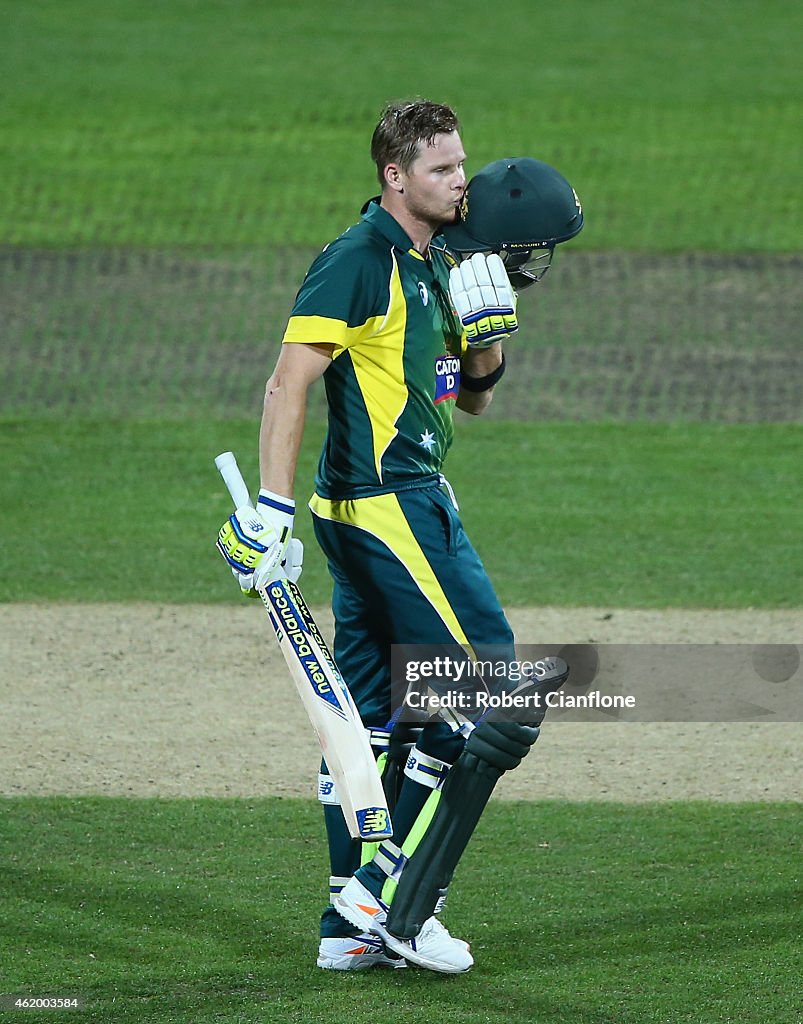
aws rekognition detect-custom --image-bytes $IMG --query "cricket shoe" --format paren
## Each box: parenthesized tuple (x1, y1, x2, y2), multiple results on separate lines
(333, 877, 473, 974)
(317, 933, 406, 970)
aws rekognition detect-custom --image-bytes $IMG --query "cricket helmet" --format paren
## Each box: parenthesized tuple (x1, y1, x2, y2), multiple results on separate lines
(442, 157, 583, 289)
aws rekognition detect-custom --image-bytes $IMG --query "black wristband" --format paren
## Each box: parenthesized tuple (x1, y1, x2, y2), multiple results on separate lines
(460, 352, 506, 393)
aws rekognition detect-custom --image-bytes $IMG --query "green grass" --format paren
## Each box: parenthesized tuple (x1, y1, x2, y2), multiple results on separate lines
(0, 797, 799, 1023)
(3, 249, 800, 422)
(1, 418, 800, 607)
(2, 0, 801, 249)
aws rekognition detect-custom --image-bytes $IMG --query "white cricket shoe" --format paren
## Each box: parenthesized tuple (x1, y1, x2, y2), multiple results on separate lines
(333, 877, 473, 974)
(317, 933, 406, 970)
(427, 914, 471, 952)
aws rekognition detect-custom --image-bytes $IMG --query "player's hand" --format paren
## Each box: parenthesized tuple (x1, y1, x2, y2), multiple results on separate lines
(216, 490, 295, 594)
(449, 252, 518, 348)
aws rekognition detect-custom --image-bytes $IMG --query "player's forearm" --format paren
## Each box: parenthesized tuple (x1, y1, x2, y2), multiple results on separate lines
(456, 344, 504, 415)
(258, 372, 307, 498)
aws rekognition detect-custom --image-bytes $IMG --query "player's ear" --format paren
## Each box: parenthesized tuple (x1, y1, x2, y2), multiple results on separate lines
(384, 163, 405, 193)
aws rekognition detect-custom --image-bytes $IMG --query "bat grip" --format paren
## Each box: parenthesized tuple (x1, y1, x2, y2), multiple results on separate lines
(214, 451, 251, 508)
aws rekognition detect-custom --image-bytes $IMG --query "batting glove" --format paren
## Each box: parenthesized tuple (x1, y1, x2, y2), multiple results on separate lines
(224, 539, 304, 600)
(449, 252, 518, 349)
(216, 489, 295, 594)
(238, 537, 305, 598)
(282, 537, 304, 585)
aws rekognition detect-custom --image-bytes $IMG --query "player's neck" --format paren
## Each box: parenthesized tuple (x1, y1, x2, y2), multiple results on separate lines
(380, 195, 435, 257)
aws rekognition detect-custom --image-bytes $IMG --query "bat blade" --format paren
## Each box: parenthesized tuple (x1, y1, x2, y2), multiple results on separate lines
(261, 578, 392, 840)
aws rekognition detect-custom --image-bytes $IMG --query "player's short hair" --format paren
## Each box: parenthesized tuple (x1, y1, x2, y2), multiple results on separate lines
(371, 99, 461, 186)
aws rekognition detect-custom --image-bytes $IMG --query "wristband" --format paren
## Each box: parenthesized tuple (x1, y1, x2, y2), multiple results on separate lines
(459, 352, 506, 393)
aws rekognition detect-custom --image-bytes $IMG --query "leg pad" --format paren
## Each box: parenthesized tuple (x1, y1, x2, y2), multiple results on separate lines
(384, 656, 569, 938)
(466, 720, 540, 772)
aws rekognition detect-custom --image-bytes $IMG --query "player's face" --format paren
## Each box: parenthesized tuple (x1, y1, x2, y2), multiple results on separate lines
(400, 132, 467, 228)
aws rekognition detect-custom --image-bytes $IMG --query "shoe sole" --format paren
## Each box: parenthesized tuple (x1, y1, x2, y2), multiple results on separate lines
(317, 955, 406, 970)
(333, 891, 472, 974)
(383, 930, 472, 974)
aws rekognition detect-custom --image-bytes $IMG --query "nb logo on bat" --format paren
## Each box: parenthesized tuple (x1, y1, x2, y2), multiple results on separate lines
(356, 807, 392, 837)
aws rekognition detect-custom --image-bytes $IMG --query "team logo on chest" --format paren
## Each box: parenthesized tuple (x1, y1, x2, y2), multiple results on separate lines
(434, 353, 460, 404)
(417, 281, 429, 306)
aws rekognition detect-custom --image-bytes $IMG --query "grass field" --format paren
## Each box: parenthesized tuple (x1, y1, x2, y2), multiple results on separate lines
(1, 798, 800, 1023)
(2, 418, 800, 607)
(2, 0, 800, 250)
(2, 2, 800, 1019)
(2, 248, 800, 422)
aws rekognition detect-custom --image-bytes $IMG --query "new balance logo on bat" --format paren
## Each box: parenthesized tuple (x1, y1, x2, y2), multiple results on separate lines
(357, 807, 391, 837)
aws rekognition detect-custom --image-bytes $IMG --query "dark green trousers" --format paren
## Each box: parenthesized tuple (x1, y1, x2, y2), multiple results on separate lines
(310, 479, 515, 727)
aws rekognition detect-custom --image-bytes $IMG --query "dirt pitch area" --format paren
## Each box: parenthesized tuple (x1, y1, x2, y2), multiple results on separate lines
(1, 605, 800, 802)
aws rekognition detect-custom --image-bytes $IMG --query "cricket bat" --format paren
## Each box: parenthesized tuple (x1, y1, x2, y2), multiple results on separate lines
(215, 450, 393, 842)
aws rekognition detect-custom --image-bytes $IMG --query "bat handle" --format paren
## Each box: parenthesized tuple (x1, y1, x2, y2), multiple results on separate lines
(214, 451, 251, 508)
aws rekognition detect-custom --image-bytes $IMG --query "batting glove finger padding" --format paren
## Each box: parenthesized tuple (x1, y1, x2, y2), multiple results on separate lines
(216, 489, 295, 593)
(281, 537, 304, 585)
(449, 252, 518, 348)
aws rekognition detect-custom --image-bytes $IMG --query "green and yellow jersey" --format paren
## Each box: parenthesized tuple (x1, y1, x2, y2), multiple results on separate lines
(282, 200, 465, 499)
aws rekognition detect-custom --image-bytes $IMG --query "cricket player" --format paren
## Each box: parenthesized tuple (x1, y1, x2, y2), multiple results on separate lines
(217, 100, 583, 972)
